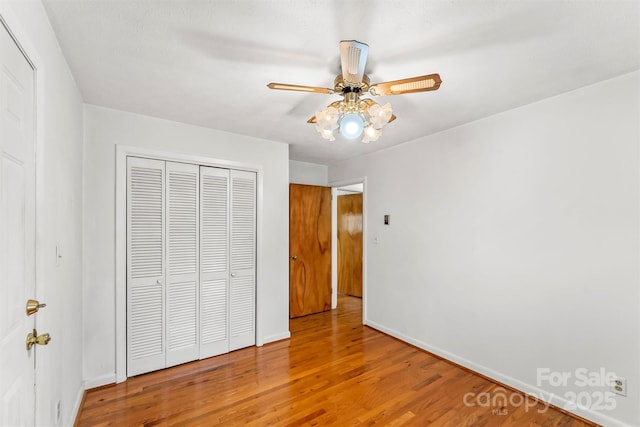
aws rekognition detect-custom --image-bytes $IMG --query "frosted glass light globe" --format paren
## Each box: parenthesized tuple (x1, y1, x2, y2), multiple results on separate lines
(340, 113, 364, 139)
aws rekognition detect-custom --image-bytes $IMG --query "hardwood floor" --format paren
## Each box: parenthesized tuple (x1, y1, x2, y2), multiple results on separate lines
(76, 296, 595, 426)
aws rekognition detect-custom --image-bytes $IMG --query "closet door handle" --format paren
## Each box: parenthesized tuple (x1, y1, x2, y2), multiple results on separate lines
(230, 273, 236, 278)
(156, 279, 163, 285)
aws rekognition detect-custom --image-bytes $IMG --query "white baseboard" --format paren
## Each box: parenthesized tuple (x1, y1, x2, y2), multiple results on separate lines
(262, 331, 291, 345)
(364, 319, 631, 427)
(69, 381, 85, 426)
(84, 373, 116, 390)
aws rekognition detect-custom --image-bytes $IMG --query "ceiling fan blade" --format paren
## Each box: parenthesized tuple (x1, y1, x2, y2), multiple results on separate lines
(267, 83, 334, 94)
(369, 74, 442, 96)
(340, 40, 368, 86)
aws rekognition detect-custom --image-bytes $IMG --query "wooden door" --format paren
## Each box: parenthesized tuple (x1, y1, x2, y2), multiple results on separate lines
(337, 194, 363, 297)
(289, 184, 332, 318)
(0, 22, 37, 426)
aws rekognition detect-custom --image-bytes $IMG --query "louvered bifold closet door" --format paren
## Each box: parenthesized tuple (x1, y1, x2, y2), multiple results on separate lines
(165, 162, 199, 367)
(127, 157, 166, 377)
(199, 166, 230, 358)
(229, 170, 256, 351)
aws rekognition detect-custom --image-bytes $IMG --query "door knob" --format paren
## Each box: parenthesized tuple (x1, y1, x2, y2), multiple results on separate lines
(26, 299, 47, 316)
(230, 273, 236, 278)
(26, 329, 51, 350)
(291, 256, 298, 260)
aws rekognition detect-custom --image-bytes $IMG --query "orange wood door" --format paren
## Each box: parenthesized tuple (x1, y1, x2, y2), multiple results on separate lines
(337, 193, 363, 297)
(289, 184, 332, 318)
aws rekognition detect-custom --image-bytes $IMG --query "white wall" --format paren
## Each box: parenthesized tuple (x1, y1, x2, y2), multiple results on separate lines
(0, 1, 85, 425)
(83, 105, 290, 386)
(329, 71, 640, 427)
(289, 160, 328, 185)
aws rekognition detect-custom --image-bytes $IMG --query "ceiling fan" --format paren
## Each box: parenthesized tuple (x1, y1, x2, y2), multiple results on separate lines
(267, 40, 442, 143)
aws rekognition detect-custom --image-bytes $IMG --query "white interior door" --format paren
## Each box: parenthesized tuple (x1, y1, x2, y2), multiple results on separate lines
(126, 157, 166, 377)
(0, 21, 37, 426)
(165, 161, 199, 367)
(229, 170, 256, 351)
(127, 160, 256, 376)
(199, 166, 230, 358)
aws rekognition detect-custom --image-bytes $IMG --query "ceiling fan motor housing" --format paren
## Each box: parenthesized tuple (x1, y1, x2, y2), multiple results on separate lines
(334, 74, 370, 94)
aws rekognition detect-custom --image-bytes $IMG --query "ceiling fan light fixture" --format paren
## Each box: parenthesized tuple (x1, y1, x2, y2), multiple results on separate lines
(314, 106, 339, 141)
(340, 113, 365, 139)
(362, 125, 381, 143)
(312, 99, 392, 142)
(368, 102, 393, 129)
(316, 106, 339, 128)
(317, 127, 336, 141)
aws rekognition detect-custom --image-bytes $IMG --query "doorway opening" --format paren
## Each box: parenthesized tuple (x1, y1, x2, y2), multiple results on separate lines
(331, 179, 366, 324)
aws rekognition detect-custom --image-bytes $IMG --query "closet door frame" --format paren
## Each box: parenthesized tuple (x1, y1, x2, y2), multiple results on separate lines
(115, 145, 262, 384)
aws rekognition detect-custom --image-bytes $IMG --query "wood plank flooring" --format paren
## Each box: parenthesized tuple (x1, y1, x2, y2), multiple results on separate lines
(76, 296, 595, 426)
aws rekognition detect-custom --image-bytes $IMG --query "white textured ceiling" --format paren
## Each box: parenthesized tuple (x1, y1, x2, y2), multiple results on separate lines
(41, 0, 639, 165)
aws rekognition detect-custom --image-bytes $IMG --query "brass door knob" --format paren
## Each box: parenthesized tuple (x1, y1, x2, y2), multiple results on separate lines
(26, 329, 51, 350)
(26, 299, 47, 316)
